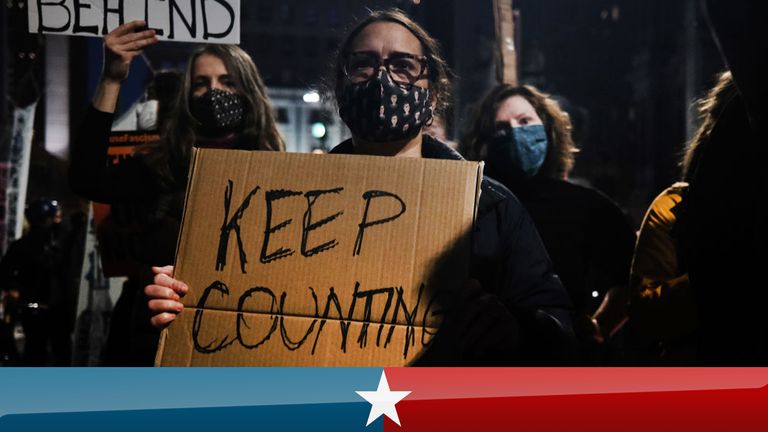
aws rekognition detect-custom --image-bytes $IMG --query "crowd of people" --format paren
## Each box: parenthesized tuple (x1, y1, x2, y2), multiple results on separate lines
(1, 2, 766, 366)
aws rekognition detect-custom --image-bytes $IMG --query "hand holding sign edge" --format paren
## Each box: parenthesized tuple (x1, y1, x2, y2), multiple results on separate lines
(146, 265, 187, 328)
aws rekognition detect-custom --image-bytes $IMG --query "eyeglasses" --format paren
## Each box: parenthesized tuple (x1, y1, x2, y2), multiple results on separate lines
(343, 51, 429, 85)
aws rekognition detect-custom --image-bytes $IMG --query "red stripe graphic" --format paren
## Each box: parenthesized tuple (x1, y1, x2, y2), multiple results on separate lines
(383, 368, 768, 430)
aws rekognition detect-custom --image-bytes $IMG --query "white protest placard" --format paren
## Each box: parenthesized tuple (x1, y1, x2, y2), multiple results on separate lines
(28, 0, 240, 44)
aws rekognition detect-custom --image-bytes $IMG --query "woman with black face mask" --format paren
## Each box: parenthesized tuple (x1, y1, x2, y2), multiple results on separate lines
(146, 10, 575, 365)
(461, 84, 636, 364)
(69, 21, 284, 365)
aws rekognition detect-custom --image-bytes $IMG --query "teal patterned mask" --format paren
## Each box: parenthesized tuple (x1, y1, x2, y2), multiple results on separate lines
(488, 124, 548, 178)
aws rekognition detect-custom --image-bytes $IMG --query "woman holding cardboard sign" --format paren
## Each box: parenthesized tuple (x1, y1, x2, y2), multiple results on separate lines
(70, 20, 284, 365)
(147, 9, 574, 365)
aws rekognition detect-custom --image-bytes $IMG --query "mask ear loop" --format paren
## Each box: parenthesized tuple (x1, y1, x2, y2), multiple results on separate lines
(424, 88, 436, 127)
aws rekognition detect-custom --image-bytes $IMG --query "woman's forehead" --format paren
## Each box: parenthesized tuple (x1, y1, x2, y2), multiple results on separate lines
(349, 21, 423, 57)
(496, 95, 540, 121)
(498, 96, 535, 114)
(193, 53, 228, 76)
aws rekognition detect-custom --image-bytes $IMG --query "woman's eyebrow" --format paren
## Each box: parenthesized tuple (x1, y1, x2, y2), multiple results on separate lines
(348, 50, 422, 58)
(388, 50, 423, 58)
(349, 50, 378, 56)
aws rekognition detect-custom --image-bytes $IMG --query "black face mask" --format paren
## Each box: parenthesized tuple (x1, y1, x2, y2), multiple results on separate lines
(190, 88, 246, 137)
(338, 69, 433, 143)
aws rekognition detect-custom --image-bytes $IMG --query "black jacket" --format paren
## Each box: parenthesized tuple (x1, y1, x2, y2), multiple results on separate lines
(68, 106, 175, 366)
(69, 106, 183, 268)
(330, 135, 574, 363)
(679, 1, 768, 364)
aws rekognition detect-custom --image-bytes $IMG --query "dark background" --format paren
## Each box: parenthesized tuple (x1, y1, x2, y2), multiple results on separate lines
(1, 0, 725, 225)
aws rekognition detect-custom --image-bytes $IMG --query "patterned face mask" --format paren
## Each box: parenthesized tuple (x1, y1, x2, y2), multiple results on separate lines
(338, 69, 433, 143)
(190, 88, 246, 137)
(488, 124, 549, 178)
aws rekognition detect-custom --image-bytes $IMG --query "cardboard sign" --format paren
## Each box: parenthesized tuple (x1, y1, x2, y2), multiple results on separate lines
(28, 0, 240, 44)
(156, 149, 483, 366)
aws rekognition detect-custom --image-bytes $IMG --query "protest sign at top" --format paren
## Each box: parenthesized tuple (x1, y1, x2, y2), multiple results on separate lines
(28, 0, 240, 44)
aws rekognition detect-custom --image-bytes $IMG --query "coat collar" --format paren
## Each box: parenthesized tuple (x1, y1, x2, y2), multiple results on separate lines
(329, 135, 464, 161)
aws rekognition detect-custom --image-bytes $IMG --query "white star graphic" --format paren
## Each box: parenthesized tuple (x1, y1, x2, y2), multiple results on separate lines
(356, 371, 412, 427)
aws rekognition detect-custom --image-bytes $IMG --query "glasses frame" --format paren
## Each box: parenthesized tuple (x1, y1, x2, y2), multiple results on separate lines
(342, 51, 430, 86)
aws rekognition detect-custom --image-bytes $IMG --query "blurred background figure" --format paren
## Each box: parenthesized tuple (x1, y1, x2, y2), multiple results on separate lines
(0, 198, 77, 365)
(629, 72, 736, 365)
(135, 70, 182, 132)
(461, 84, 636, 364)
(678, 0, 768, 365)
(0, 273, 21, 365)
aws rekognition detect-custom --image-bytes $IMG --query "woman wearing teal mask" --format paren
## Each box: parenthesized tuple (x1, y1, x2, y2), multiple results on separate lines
(462, 84, 636, 365)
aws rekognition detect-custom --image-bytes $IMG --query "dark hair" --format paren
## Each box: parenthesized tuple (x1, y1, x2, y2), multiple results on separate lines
(461, 84, 577, 179)
(332, 9, 453, 118)
(145, 44, 285, 188)
(680, 70, 738, 182)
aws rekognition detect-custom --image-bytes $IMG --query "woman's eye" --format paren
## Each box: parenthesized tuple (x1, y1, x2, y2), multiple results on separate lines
(347, 55, 376, 73)
(391, 59, 417, 72)
(519, 118, 530, 126)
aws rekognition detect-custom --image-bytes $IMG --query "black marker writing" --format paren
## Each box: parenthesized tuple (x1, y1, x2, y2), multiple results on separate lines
(354, 190, 406, 256)
(202, 0, 234, 40)
(302, 187, 344, 257)
(279, 289, 319, 351)
(73, 0, 98, 34)
(260, 189, 302, 263)
(192, 280, 235, 353)
(168, 0, 196, 39)
(191, 281, 435, 359)
(37, 0, 71, 32)
(216, 180, 260, 273)
(101, 0, 125, 35)
(237, 287, 278, 349)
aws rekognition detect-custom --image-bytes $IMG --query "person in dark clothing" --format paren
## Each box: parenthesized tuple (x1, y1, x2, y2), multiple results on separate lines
(676, 0, 768, 364)
(146, 9, 574, 365)
(133, 70, 182, 132)
(629, 71, 738, 365)
(0, 288, 20, 365)
(0, 199, 75, 365)
(69, 21, 285, 365)
(462, 84, 636, 364)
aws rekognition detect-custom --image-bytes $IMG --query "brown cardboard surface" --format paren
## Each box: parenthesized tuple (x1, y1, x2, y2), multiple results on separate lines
(156, 149, 483, 366)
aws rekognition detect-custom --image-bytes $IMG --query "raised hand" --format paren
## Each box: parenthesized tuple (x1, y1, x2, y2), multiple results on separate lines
(102, 20, 158, 82)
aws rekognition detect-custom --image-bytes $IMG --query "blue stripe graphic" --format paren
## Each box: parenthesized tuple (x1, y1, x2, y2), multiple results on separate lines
(0, 402, 383, 431)
(0, 368, 384, 428)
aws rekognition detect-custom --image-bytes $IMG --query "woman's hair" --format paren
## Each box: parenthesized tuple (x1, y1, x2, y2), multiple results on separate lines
(680, 70, 738, 182)
(332, 8, 453, 118)
(461, 84, 577, 179)
(146, 44, 285, 188)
